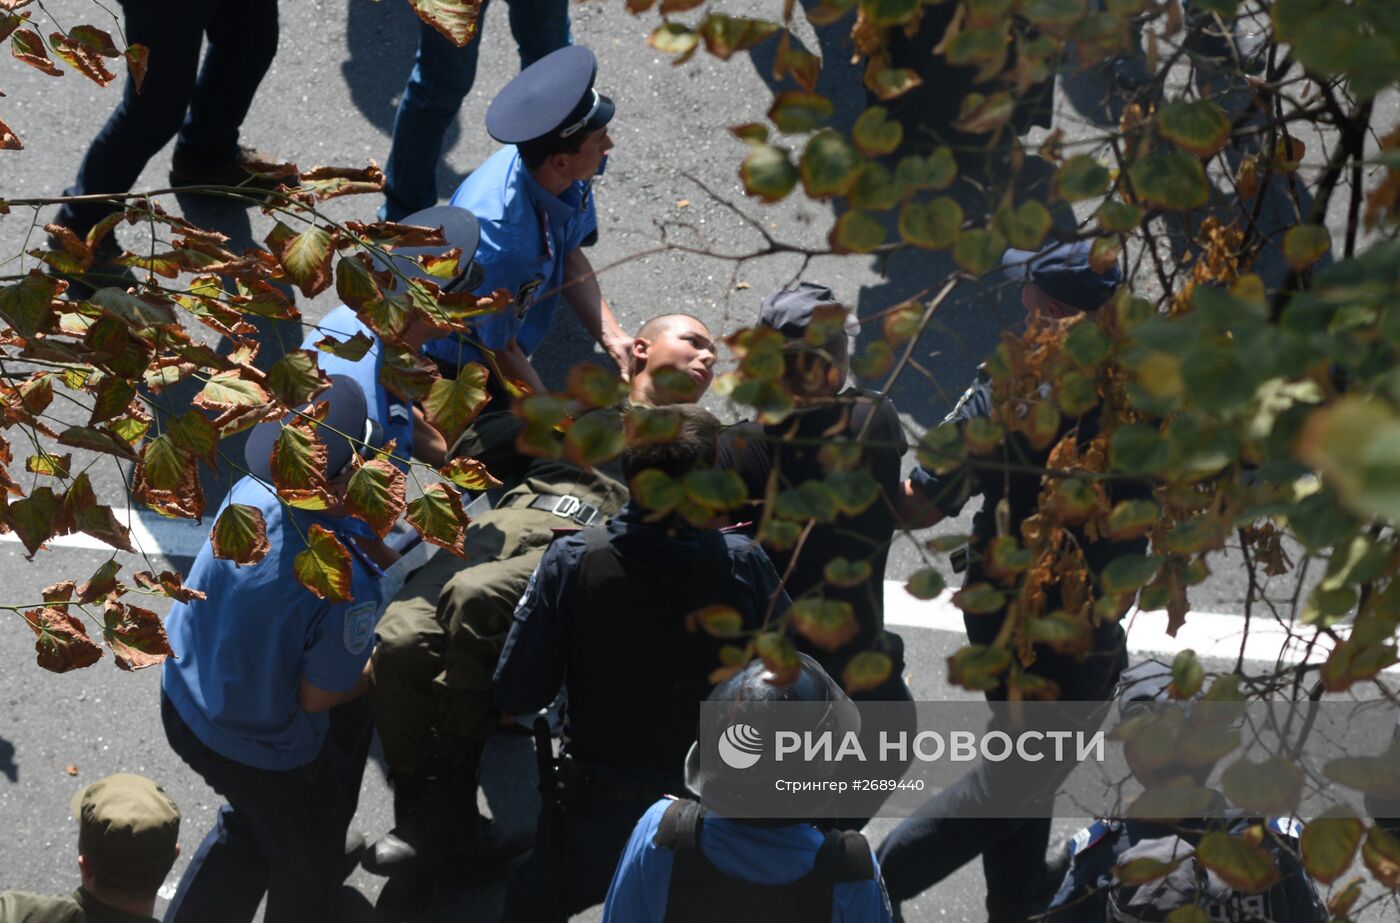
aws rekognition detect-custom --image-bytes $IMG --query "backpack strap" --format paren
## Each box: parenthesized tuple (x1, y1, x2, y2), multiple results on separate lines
(812, 828, 876, 883)
(652, 798, 705, 851)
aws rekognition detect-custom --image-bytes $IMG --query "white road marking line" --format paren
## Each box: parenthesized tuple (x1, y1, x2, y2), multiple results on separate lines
(881, 581, 1399, 672)
(0, 507, 210, 559)
(0, 518, 1386, 672)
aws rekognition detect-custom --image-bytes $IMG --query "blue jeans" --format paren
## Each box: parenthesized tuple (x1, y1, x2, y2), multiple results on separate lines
(381, 0, 570, 220)
(56, 0, 279, 235)
(160, 694, 372, 923)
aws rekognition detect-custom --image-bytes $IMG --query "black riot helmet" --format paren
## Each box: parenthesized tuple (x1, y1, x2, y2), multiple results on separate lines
(684, 653, 860, 820)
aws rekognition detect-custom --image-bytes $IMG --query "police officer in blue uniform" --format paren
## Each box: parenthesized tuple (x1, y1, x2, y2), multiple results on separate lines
(493, 404, 791, 921)
(440, 45, 631, 395)
(603, 654, 893, 923)
(1045, 661, 1328, 923)
(304, 204, 485, 470)
(159, 376, 395, 922)
(878, 242, 1151, 923)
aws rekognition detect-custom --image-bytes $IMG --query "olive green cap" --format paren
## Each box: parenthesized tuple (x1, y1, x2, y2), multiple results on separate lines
(70, 773, 180, 890)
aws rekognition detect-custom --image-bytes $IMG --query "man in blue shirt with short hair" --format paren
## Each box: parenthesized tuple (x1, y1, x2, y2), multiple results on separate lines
(160, 376, 396, 922)
(438, 45, 631, 395)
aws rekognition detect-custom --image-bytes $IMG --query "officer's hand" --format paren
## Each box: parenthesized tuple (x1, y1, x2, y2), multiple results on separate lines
(604, 332, 633, 382)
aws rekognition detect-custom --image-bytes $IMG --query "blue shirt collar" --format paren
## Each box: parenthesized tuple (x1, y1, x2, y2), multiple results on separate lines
(515, 148, 591, 233)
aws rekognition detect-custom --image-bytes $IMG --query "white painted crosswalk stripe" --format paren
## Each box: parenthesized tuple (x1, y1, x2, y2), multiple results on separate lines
(0, 511, 1382, 671)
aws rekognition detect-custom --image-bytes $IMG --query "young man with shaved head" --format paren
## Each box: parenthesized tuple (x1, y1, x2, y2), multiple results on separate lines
(361, 313, 717, 907)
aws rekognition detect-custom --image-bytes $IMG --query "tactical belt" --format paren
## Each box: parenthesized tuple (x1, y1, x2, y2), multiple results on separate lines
(497, 492, 603, 527)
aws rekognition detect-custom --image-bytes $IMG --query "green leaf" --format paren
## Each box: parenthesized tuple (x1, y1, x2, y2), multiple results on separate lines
(824, 557, 873, 589)
(422, 362, 490, 447)
(848, 163, 901, 211)
(768, 91, 833, 133)
(1195, 831, 1281, 893)
(564, 411, 626, 468)
(194, 371, 271, 412)
(1220, 755, 1303, 816)
(1157, 99, 1232, 157)
(0, 270, 60, 338)
(775, 480, 839, 522)
(631, 468, 683, 515)
(1054, 155, 1110, 202)
(899, 197, 963, 250)
(1064, 320, 1111, 369)
(406, 482, 468, 555)
(948, 644, 1011, 691)
(690, 604, 745, 639)
(916, 424, 966, 474)
(825, 469, 880, 515)
(830, 210, 886, 254)
(852, 106, 903, 156)
(865, 65, 923, 101)
(698, 13, 779, 60)
(89, 287, 177, 329)
(755, 631, 800, 685)
(139, 435, 188, 491)
(1169, 648, 1205, 698)
(207, 501, 270, 565)
(267, 349, 330, 408)
(842, 651, 893, 694)
(1097, 201, 1143, 233)
(408, 0, 481, 47)
(1110, 423, 1172, 475)
(335, 255, 383, 310)
(647, 22, 699, 58)
(1297, 398, 1400, 523)
(294, 524, 354, 601)
(1129, 153, 1211, 212)
(1282, 224, 1331, 270)
(345, 458, 407, 538)
(1114, 855, 1183, 886)
(995, 201, 1053, 251)
(1101, 554, 1164, 595)
(167, 411, 219, 469)
(895, 148, 957, 192)
(859, 0, 920, 26)
(315, 330, 376, 362)
(683, 469, 747, 511)
(265, 223, 335, 298)
(1362, 824, 1400, 889)
(905, 568, 947, 600)
(791, 597, 858, 652)
(4, 487, 60, 557)
(800, 129, 862, 198)
(953, 583, 1008, 615)
(1024, 0, 1088, 27)
(439, 457, 502, 491)
(740, 144, 798, 203)
(1107, 499, 1159, 540)
(953, 228, 1007, 274)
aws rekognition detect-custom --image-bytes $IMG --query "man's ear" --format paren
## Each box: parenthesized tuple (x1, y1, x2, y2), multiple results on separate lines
(631, 337, 649, 364)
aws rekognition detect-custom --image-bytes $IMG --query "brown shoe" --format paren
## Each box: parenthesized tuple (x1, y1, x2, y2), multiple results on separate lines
(168, 145, 287, 198)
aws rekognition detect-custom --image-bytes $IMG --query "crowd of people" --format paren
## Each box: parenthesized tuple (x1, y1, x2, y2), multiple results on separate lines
(0, 2, 1368, 922)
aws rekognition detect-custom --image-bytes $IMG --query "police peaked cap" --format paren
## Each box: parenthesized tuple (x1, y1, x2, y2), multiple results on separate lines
(377, 205, 484, 295)
(245, 375, 386, 484)
(486, 45, 615, 145)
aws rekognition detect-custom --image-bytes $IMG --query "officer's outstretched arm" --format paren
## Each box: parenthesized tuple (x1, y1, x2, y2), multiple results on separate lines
(562, 248, 631, 379)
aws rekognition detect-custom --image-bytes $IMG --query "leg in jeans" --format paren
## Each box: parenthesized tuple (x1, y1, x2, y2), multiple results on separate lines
(175, 0, 279, 164)
(504, 0, 571, 69)
(162, 696, 372, 923)
(57, 0, 210, 235)
(381, 14, 488, 220)
(878, 627, 1127, 918)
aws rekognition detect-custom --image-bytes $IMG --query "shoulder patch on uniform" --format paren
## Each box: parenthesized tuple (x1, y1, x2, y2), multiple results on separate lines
(343, 602, 376, 655)
(1069, 819, 1114, 858)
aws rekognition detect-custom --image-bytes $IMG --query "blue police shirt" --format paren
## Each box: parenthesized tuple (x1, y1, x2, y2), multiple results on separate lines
(161, 477, 386, 771)
(603, 799, 893, 923)
(431, 145, 598, 367)
(302, 304, 414, 470)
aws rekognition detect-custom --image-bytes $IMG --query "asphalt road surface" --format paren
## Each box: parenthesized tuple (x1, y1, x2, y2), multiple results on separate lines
(2, 0, 1398, 920)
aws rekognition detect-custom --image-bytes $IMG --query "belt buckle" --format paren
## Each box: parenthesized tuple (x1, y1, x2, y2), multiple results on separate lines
(550, 495, 582, 519)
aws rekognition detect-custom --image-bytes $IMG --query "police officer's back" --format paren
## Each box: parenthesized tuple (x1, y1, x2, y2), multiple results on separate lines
(0, 774, 180, 922)
(1046, 661, 1327, 923)
(602, 655, 892, 923)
